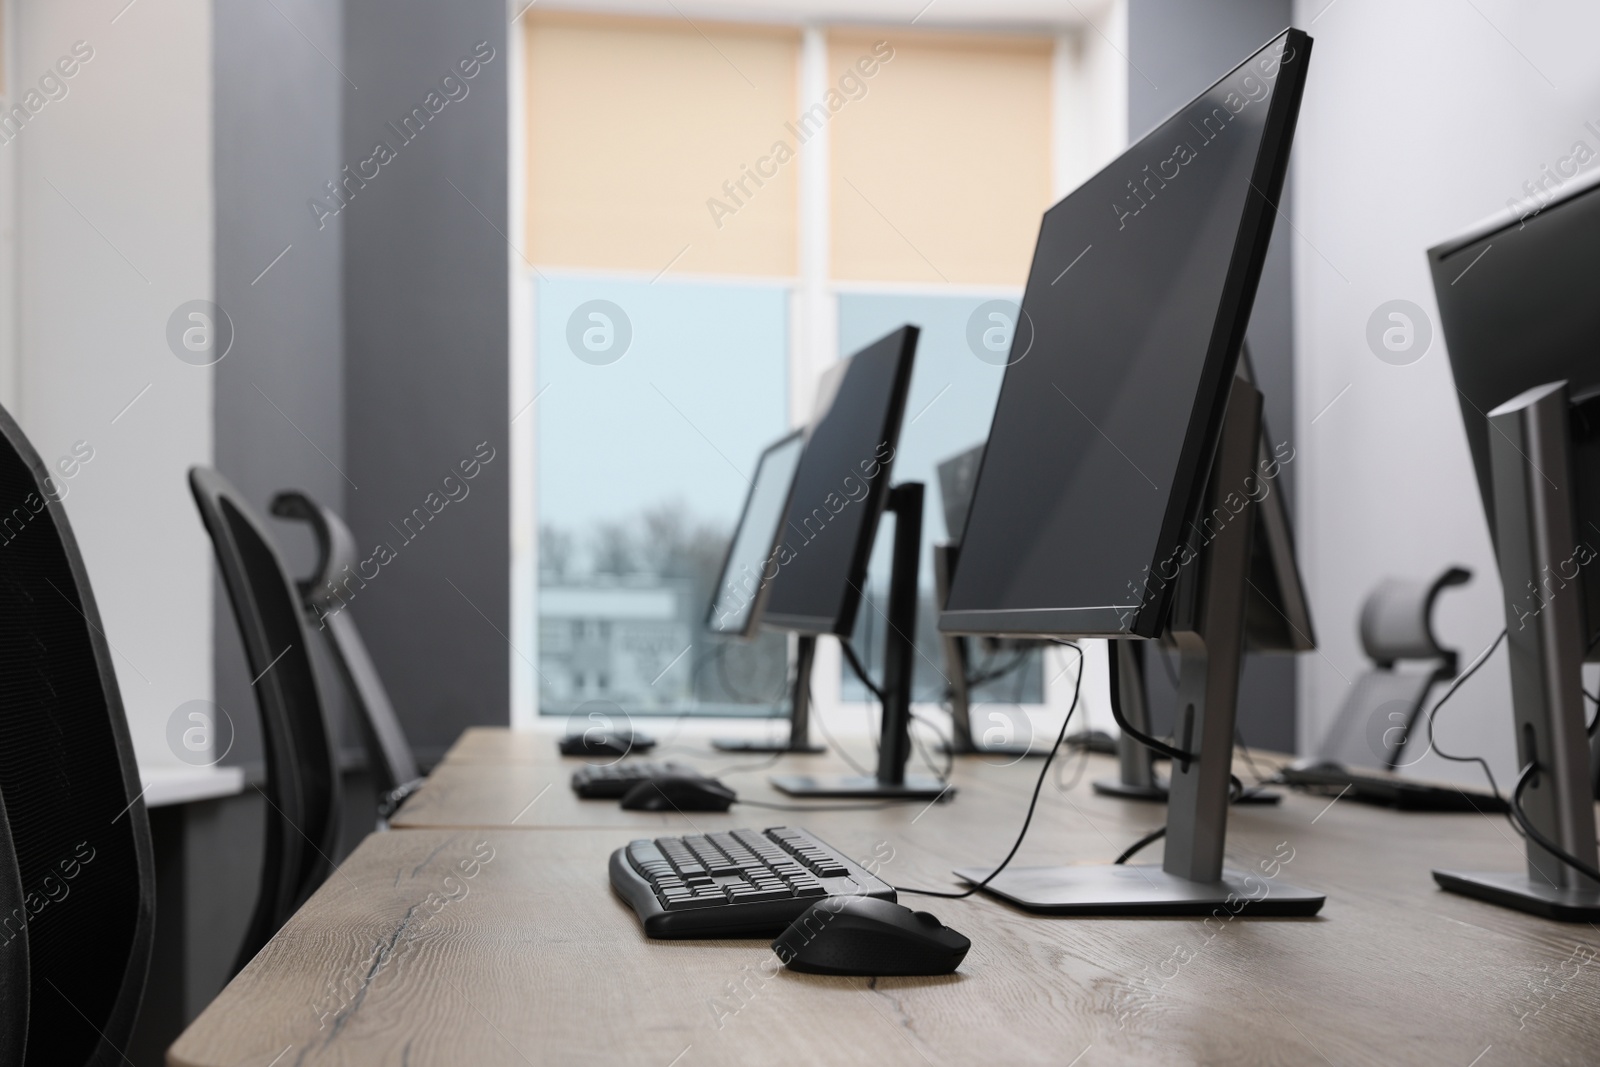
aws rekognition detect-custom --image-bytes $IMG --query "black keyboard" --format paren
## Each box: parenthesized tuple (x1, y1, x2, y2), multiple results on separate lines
(570, 761, 708, 799)
(610, 827, 895, 938)
(1277, 763, 1509, 813)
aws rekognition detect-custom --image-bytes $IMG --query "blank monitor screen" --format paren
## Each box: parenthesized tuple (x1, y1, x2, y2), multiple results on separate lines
(936, 444, 984, 542)
(763, 326, 918, 636)
(942, 29, 1310, 639)
(706, 429, 806, 638)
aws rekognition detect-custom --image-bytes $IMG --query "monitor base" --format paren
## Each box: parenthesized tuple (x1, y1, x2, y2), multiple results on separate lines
(557, 732, 655, 758)
(1432, 869, 1600, 922)
(1091, 777, 1281, 805)
(953, 864, 1325, 916)
(1091, 778, 1170, 802)
(711, 738, 826, 754)
(938, 741, 1048, 758)
(770, 773, 952, 800)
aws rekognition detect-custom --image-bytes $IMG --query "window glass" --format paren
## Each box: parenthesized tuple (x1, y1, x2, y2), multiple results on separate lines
(536, 277, 790, 717)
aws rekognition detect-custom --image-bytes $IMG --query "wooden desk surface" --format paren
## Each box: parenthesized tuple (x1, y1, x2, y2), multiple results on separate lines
(171, 730, 1600, 1066)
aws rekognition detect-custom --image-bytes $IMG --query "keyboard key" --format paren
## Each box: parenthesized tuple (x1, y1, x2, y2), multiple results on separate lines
(628, 841, 666, 868)
(661, 894, 728, 911)
(729, 887, 793, 903)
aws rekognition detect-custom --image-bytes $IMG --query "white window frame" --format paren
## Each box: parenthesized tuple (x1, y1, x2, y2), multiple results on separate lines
(508, 7, 1129, 740)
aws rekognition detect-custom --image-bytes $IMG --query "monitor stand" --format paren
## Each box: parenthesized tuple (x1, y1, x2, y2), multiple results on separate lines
(954, 377, 1323, 916)
(933, 543, 1046, 759)
(1093, 642, 1279, 804)
(772, 482, 951, 801)
(1433, 381, 1600, 921)
(711, 634, 827, 754)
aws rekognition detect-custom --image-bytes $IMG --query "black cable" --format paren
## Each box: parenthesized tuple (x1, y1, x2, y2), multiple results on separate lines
(908, 714, 947, 783)
(840, 639, 886, 704)
(1115, 775, 1245, 865)
(894, 643, 1084, 899)
(708, 750, 785, 777)
(1105, 639, 1197, 764)
(714, 640, 789, 706)
(910, 711, 954, 781)
(1424, 628, 1514, 819)
(838, 638, 885, 755)
(1233, 725, 1274, 786)
(1114, 827, 1166, 865)
(965, 647, 1031, 689)
(1052, 739, 1095, 796)
(1155, 641, 1181, 690)
(808, 683, 873, 777)
(1509, 762, 1600, 885)
(704, 648, 820, 773)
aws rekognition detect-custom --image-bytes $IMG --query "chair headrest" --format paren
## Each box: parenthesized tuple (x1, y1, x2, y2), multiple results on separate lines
(270, 489, 361, 612)
(1359, 565, 1471, 667)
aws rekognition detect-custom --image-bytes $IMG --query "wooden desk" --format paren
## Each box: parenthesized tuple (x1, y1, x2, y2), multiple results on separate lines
(171, 730, 1600, 1066)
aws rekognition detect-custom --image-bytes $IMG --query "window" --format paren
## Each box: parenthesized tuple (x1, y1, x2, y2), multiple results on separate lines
(534, 276, 790, 717)
(513, 12, 1125, 724)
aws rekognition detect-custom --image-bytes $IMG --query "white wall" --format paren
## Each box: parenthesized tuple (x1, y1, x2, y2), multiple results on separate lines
(12, 0, 213, 770)
(1291, 0, 1600, 783)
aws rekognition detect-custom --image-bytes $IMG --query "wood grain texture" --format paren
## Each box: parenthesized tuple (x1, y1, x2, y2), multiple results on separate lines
(172, 730, 1600, 1066)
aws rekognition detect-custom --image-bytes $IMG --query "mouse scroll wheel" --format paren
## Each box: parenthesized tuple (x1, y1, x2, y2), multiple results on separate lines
(913, 911, 941, 927)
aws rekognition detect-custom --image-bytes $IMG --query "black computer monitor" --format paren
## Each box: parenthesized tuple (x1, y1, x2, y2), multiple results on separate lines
(936, 445, 983, 544)
(761, 326, 945, 799)
(703, 428, 826, 755)
(706, 429, 806, 640)
(939, 28, 1321, 916)
(940, 342, 1316, 659)
(1427, 169, 1600, 655)
(1236, 344, 1315, 654)
(933, 443, 1048, 758)
(1426, 168, 1600, 920)
(763, 326, 917, 636)
(941, 28, 1308, 639)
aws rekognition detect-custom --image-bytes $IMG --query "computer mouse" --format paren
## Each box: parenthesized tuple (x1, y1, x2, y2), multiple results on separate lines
(773, 896, 970, 977)
(619, 775, 737, 812)
(558, 731, 656, 757)
(1287, 757, 1345, 774)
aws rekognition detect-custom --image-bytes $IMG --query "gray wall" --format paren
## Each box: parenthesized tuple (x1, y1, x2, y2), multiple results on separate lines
(1128, 0, 1299, 752)
(179, 0, 353, 1050)
(191, 1, 509, 1048)
(342, 0, 511, 763)
(214, 0, 350, 765)
(1287, 0, 1600, 784)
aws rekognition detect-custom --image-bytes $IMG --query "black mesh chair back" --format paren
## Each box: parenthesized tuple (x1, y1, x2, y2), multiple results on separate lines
(0, 405, 154, 1065)
(188, 468, 341, 972)
(0, 787, 29, 1065)
(1316, 566, 1472, 771)
(270, 490, 423, 817)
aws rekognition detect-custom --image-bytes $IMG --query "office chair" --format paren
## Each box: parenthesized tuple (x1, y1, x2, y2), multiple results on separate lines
(0, 405, 154, 1065)
(269, 490, 425, 820)
(189, 468, 342, 974)
(1313, 566, 1472, 769)
(0, 789, 23, 1065)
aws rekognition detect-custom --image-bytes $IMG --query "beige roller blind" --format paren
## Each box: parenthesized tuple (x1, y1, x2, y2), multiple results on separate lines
(828, 30, 1054, 286)
(524, 13, 799, 277)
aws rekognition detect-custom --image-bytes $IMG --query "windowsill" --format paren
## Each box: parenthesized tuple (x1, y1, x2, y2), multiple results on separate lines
(140, 765, 247, 808)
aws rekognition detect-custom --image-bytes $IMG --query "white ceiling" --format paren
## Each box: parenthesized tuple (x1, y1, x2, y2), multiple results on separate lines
(521, 0, 1113, 32)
